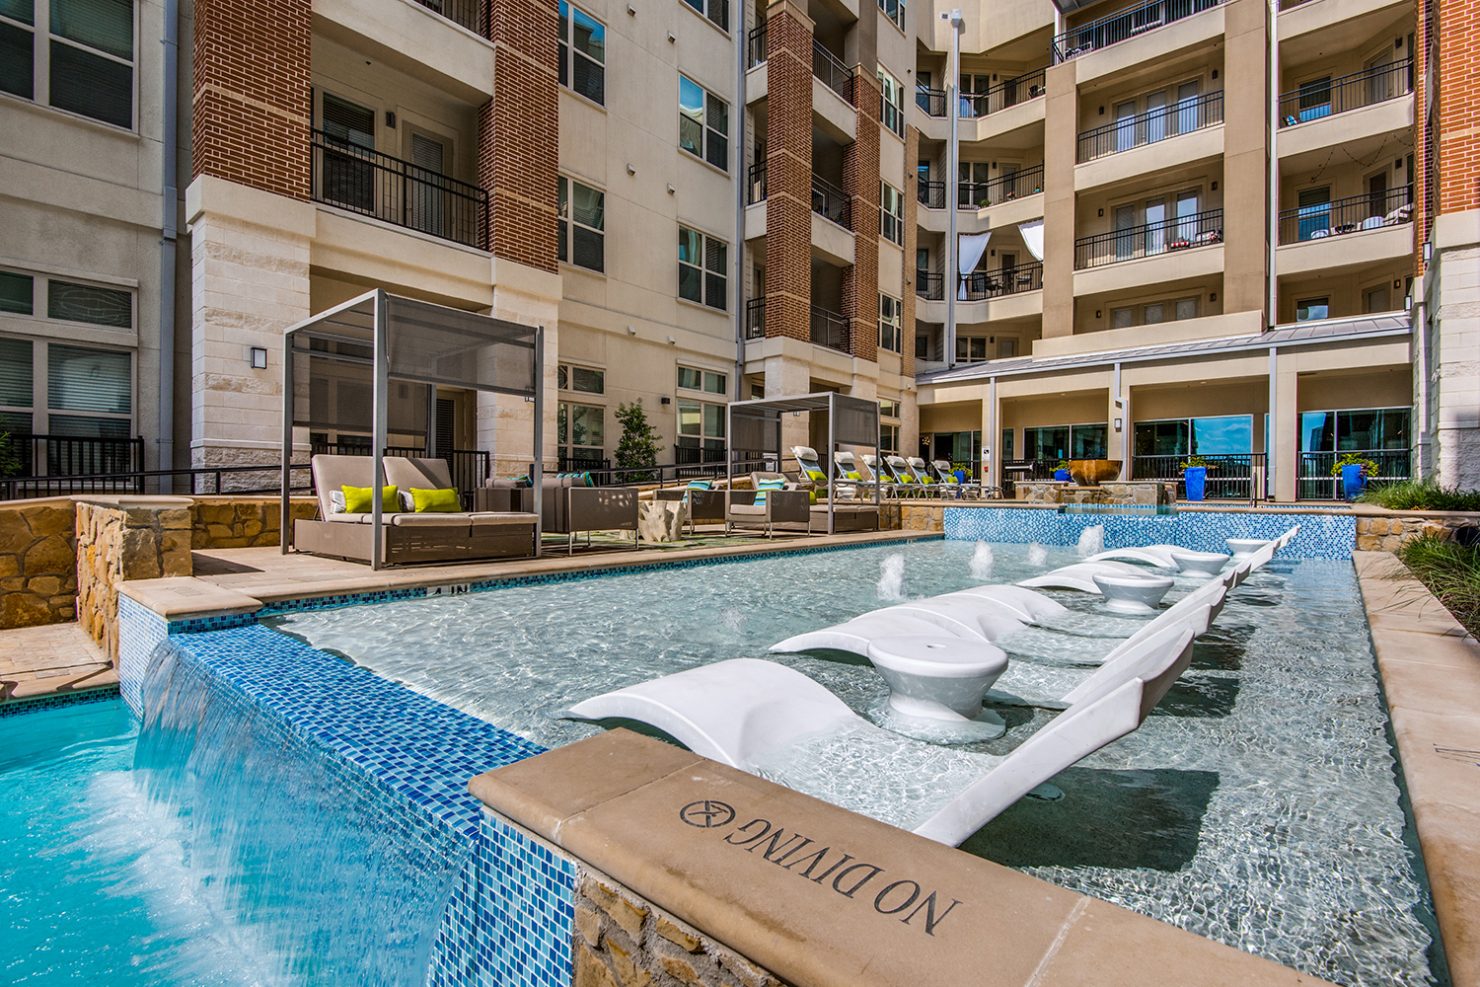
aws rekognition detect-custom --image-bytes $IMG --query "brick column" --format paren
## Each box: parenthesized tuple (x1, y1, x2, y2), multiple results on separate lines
(1220, 0, 1269, 319)
(191, 0, 311, 199)
(902, 125, 919, 378)
(1039, 61, 1078, 338)
(481, 0, 560, 272)
(843, 73, 882, 364)
(764, 0, 814, 344)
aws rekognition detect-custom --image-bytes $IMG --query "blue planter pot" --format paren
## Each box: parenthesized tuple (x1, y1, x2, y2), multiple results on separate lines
(1341, 463, 1366, 500)
(1053, 469, 1071, 481)
(1184, 466, 1207, 501)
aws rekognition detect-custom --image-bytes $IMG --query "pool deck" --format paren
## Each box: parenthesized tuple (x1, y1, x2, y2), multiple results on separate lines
(1355, 551, 1480, 987)
(0, 622, 112, 704)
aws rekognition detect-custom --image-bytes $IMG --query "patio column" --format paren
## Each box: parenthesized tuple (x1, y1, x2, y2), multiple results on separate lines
(1106, 385, 1127, 480)
(982, 382, 999, 491)
(763, 355, 811, 452)
(1272, 356, 1298, 502)
(1039, 61, 1078, 339)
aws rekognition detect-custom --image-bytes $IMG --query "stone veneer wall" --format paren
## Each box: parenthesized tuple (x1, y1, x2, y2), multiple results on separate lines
(76, 501, 195, 660)
(1354, 511, 1480, 552)
(575, 872, 787, 987)
(0, 498, 79, 628)
(192, 497, 318, 549)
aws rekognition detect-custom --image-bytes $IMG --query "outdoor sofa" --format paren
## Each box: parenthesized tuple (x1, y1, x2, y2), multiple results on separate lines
(479, 475, 639, 553)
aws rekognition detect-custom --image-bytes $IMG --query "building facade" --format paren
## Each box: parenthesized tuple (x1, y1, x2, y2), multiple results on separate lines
(0, 0, 1474, 496)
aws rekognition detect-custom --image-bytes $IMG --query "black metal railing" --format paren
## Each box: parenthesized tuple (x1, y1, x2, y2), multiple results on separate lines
(311, 442, 490, 501)
(813, 41, 854, 102)
(1078, 91, 1224, 161)
(1278, 59, 1412, 127)
(1001, 459, 1060, 489)
(1133, 453, 1267, 500)
(1074, 208, 1223, 269)
(1278, 186, 1412, 244)
(557, 454, 611, 474)
(915, 85, 946, 116)
(0, 433, 145, 483)
(915, 270, 944, 301)
(745, 297, 766, 339)
(1297, 449, 1410, 500)
(958, 68, 1047, 118)
(959, 164, 1044, 207)
(747, 23, 767, 67)
(1052, 0, 1222, 61)
(917, 178, 946, 209)
(810, 304, 850, 353)
(310, 131, 489, 250)
(960, 262, 1044, 300)
(412, 0, 485, 33)
(0, 462, 315, 500)
(748, 161, 768, 203)
(812, 174, 850, 227)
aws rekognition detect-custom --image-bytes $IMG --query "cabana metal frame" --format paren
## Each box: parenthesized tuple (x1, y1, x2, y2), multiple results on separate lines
(726, 392, 881, 535)
(279, 289, 544, 568)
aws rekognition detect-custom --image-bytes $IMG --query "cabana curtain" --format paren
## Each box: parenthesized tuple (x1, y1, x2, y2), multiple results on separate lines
(958, 232, 991, 299)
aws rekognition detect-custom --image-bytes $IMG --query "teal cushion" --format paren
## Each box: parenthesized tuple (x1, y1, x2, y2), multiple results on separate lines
(687, 480, 712, 490)
(755, 477, 786, 506)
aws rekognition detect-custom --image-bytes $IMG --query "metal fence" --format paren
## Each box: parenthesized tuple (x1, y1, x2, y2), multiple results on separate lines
(1133, 453, 1267, 500)
(0, 462, 315, 501)
(812, 41, 854, 102)
(810, 305, 850, 353)
(1077, 91, 1224, 161)
(959, 164, 1044, 208)
(915, 86, 946, 117)
(1, 433, 145, 483)
(744, 298, 766, 339)
(812, 174, 851, 227)
(1074, 208, 1223, 269)
(1277, 185, 1412, 244)
(747, 24, 767, 67)
(310, 131, 489, 250)
(1297, 450, 1410, 500)
(311, 442, 490, 500)
(915, 271, 945, 301)
(959, 68, 1047, 117)
(1053, 0, 1221, 61)
(412, 0, 484, 33)
(747, 161, 767, 204)
(917, 179, 945, 209)
(1278, 59, 1412, 127)
(960, 262, 1043, 300)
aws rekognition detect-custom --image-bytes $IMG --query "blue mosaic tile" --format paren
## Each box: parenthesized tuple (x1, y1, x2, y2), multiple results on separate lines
(0, 684, 120, 717)
(942, 507, 1356, 560)
(118, 594, 168, 716)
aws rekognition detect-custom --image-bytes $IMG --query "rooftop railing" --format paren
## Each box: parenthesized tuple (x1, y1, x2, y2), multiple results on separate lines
(1278, 186, 1412, 245)
(310, 131, 489, 250)
(1077, 91, 1224, 162)
(813, 41, 855, 102)
(958, 164, 1044, 208)
(810, 304, 851, 353)
(1052, 0, 1222, 62)
(1278, 59, 1412, 127)
(412, 0, 485, 33)
(1074, 207, 1223, 269)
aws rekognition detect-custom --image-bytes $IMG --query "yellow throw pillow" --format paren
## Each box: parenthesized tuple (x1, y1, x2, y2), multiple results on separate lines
(341, 484, 399, 514)
(410, 487, 462, 513)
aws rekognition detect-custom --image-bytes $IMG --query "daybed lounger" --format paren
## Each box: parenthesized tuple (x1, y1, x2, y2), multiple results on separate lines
(565, 643, 1192, 846)
(294, 455, 537, 565)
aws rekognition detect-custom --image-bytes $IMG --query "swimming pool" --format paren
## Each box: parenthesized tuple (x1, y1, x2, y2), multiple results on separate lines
(268, 539, 1442, 987)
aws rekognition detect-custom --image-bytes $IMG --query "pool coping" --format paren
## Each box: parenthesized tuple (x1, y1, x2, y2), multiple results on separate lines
(1355, 551, 1480, 987)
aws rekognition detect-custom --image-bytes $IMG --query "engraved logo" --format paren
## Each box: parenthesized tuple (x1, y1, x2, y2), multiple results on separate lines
(679, 799, 736, 829)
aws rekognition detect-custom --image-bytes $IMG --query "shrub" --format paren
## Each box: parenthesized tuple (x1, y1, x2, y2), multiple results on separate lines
(1357, 479, 1480, 512)
(1329, 452, 1380, 478)
(613, 400, 661, 484)
(1398, 535, 1480, 637)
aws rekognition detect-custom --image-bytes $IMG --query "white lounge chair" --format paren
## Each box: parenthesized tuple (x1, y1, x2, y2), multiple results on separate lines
(1020, 561, 1176, 611)
(1085, 546, 1182, 569)
(837, 451, 895, 498)
(941, 584, 1071, 624)
(565, 646, 1193, 846)
(988, 623, 1197, 710)
(1168, 549, 1229, 576)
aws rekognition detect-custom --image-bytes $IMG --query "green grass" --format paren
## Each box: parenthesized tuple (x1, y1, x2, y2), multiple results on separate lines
(1357, 479, 1480, 512)
(1398, 534, 1480, 637)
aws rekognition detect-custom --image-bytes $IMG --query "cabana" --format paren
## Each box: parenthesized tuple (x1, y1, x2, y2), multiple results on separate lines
(726, 393, 881, 535)
(279, 289, 544, 569)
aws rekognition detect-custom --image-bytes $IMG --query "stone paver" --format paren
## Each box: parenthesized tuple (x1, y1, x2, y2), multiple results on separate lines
(0, 621, 113, 703)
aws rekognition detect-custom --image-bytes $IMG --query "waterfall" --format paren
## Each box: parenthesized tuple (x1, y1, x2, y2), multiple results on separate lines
(877, 554, 906, 601)
(1026, 542, 1048, 567)
(134, 639, 466, 985)
(1076, 525, 1105, 558)
(969, 542, 995, 579)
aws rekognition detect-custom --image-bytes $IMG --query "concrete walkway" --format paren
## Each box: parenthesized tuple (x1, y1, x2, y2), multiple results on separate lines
(0, 622, 113, 704)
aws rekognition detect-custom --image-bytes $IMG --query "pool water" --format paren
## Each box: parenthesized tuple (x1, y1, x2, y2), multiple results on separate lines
(271, 539, 1443, 987)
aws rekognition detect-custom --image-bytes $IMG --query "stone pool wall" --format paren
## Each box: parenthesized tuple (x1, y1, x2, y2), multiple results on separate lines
(76, 499, 195, 659)
(0, 497, 78, 628)
(191, 496, 317, 549)
(1353, 509, 1480, 551)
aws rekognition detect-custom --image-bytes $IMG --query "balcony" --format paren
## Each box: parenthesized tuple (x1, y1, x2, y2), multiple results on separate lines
(914, 69, 1047, 119)
(1279, 61, 1412, 128)
(1074, 209, 1223, 269)
(744, 162, 850, 228)
(813, 41, 855, 103)
(1276, 186, 1413, 276)
(916, 270, 945, 301)
(1052, 0, 1222, 61)
(745, 298, 765, 339)
(747, 24, 767, 69)
(1078, 92, 1223, 162)
(1297, 449, 1410, 500)
(310, 131, 489, 250)
(958, 165, 1044, 209)
(810, 305, 851, 353)
(918, 179, 945, 210)
(961, 262, 1044, 300)
(412, 0, 484, 33)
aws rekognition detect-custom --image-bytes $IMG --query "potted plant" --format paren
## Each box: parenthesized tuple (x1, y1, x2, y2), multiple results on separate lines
(1053, 459, 1071, 482)
(1331, 453, 1379, 500)
(1180, 455, 1211, 501)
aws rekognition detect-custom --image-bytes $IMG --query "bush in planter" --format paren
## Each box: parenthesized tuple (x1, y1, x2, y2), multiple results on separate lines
(1053, 459, 1071, 481)
(1330, 453, 1380, 500)
(1357, 480, 1480, 512)
(1180, 455, 1213, 501)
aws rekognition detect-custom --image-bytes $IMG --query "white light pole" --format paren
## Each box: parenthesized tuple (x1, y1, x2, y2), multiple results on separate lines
(942, 8, 964, 368)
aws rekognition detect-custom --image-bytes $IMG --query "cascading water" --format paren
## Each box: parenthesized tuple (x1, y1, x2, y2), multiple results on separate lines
(1026, 542, 1048, 567)
(132, 640, 466, 985)
(969, 541, 995, 579)
(876, 553, 906, 601)
(1076, 525, 1105, 558)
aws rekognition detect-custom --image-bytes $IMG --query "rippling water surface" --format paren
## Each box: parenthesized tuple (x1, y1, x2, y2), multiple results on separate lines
(273, 539, 1442, 986)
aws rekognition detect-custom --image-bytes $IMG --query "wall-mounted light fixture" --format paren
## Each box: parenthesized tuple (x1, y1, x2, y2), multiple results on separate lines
(1114, 417, 1123, 432)
(660, 396, 672, 405)
(1404, 294, 1413, 309)
(1095, 309, 1102, 319)
(626, 162, 636, 175)
(249, 346, 268, 370)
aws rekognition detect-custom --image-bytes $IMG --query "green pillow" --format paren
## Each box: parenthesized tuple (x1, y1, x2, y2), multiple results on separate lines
(341, 484, 399, 514)
(844, 470, 861, 480)
(805, 468, 827, 483)
(410, 487, 461, 512)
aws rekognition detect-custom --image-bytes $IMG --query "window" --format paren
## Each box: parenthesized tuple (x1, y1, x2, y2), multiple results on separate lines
(914, 329, 930, 360)
(1135, 416, 1252, 457)
(559, 0, 605, 105)
(1, 0, 136, 129)
(1143, 302, 1166, 325)
(558, 363, 604, 394)
(1296, 187, 1331, 242)
(1296, 297, 1329, 322)
(880, 423, 899, 454)
(1174, 296, 1199, 321)
(557, 176, 605, 272)
(955, 336, 987, 362)
(878, 0, 905, 30)
(678, 226, 728, 310)
(681, 0, 727, 31)
(47, 279, 131, 328)
(879, 399, 900, 418)
(1000, 428, 1014, 460)
(677, 399, 725, 460)
(320, 93, 376, 213)
(47, 343, 131, 436)
(558, 402, 605, 461)
(0, 271, 34, 315)
(877, 69, 903, 137)
(677, 365, 727, 394)
(1363, 285, 1390, 313)
(880, 182, 903, 245)
(878, 294, 901, 353)
(1300, 407, 1410, 452)
(1110, 307, 1134, 329)
(679, 75, 729, 171)
(0, 338, 34, 435)
(1023, 426, 1069, 461)
(1296, 75, 1331, 123)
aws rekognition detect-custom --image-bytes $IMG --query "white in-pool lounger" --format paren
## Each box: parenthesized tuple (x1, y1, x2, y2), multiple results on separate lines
(1019, 561, 1177, 611)
(564, 641, 1193, 846)
(940, 584, 1072, 624)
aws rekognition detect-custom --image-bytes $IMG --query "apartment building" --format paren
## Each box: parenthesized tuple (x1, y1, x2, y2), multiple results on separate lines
(0, 0, 1474, 495)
